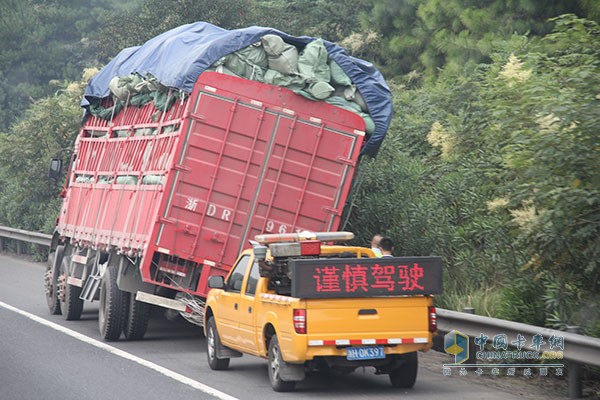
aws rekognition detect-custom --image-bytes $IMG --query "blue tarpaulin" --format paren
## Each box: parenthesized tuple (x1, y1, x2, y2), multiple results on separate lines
(84, 22, 392, 157)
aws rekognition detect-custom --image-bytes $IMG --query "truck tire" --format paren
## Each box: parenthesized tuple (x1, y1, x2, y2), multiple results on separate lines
(99, 264, 126, 341)
(59, 256, 84, 320)
(206, 317, 230, 370)
(123, 292, 151, 340)
(44, 245, 64, 315)
(268, 335, 296, 392)
(389, 351, 418, 388)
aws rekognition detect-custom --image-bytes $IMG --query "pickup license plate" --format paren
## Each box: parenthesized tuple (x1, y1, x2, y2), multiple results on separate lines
(346, 346, 385, 361)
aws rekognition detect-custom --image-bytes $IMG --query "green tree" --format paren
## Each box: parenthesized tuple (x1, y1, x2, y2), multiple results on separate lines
(0, 75, 86, 232)
(357, 0, 597, 77)
(91, 0, 254, 61)
(486, 16, 600, 332)
(348, 15, 600, 335)
(251, 0, 368, 41)
(0, 0, 133, 131)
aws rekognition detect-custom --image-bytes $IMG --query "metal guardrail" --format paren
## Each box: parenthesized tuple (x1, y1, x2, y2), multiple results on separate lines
(437, 308, 600, 368)
(437, 308, 600, 398)
(1, 225, 598, 397)
(0, 226, 51, 254)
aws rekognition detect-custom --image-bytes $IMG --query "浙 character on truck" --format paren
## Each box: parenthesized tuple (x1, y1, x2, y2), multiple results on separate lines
(204, 231, 443, 391)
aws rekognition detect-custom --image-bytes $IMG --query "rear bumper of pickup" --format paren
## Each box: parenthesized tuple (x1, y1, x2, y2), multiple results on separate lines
(280, 331, 434, 363)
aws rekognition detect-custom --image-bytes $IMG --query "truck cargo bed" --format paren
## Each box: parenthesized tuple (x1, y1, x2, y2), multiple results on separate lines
(57, 72, 365, 297)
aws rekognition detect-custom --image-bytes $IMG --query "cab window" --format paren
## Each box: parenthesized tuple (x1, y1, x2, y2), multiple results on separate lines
(226, 255, 250, 293)
(244, 261, 260, 296)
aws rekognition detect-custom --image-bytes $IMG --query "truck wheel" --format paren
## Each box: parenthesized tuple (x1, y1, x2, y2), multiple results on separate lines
(206, 317, 230, 370)
(268, 335, 296, 392)
(99, 264, 126, 341)
(44, 245, 64, 315)
(389, 351, 418, 388)
(58, 256, 84, 320)
(123, 292, 151, 340)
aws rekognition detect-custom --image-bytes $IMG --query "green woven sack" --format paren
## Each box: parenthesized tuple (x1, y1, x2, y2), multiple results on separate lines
(297, 39, 330, 82)
(329, 61, 352, 86)
(224, 42, 268, 81)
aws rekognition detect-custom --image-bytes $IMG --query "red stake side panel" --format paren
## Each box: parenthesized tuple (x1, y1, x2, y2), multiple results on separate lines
(58, 72, 364, 298)
(57, 94, 188, 252)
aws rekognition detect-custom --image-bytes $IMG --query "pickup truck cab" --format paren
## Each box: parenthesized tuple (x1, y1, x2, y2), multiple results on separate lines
(203, 231, 443, 391)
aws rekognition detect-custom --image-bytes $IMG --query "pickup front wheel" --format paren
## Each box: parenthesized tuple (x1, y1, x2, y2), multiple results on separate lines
(268, 335, 295, 392)
(206, 317, 230, 370)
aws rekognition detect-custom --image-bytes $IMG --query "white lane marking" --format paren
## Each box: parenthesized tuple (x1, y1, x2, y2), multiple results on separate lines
(0, 301, 238, 400)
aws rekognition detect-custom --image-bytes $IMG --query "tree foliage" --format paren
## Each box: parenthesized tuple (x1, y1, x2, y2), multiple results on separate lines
(0, 0, 133, 131)
(487, 16, 600, 331)
(355, 0, 599, 77)
(91, 0, 254, 62)
(348, 15, 599, 334)
(0, 76, 85, 232)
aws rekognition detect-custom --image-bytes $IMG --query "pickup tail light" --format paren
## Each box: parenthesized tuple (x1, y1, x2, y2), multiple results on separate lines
(428, 306, 437, 333)
(293, 309, 307, 334)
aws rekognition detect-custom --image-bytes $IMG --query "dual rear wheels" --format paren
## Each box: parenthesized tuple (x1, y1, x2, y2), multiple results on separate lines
(45, 247, 150, 341)
(98, 264, 151, 341)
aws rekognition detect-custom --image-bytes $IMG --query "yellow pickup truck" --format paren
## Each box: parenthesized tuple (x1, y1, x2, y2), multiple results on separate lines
(203, 232, 443, 391)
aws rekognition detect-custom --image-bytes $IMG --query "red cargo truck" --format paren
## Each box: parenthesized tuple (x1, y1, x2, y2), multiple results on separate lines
(43, 23, 392, 341)
(44, 71, 367, 340)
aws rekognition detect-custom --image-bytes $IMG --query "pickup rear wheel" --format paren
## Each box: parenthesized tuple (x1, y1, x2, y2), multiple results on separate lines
(389, 351, 418, 388)
(268, 335, 296, 392)
(206, 317, 230, 370)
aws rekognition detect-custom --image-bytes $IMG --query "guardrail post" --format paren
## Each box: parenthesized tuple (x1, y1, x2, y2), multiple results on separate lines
(463, 307, 478, 364)
(16, 240, 22, 255)
(567, 326, 583, 398)
(0, 237, 4, 251)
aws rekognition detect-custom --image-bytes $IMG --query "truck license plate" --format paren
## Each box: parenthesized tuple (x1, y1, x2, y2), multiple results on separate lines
(346, 346, 385, 361)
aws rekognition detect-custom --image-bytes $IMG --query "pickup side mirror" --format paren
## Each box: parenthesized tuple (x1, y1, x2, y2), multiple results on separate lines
(207, 275, 225, 289)
(49, 158, 63, 180)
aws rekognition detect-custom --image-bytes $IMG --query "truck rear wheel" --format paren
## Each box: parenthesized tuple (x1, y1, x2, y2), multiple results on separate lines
(59, 256, 84, 320)
(268, 335, 296, 392)
(99, 264, 126, 341)
(389, 351, 418, 388)
(44, 245, 64, 315)
(206, 317, 230, 370)
(123, 292, 151, 340)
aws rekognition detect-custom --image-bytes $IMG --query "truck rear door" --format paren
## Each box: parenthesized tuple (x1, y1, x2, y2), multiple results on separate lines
(154, 72, 365, 285)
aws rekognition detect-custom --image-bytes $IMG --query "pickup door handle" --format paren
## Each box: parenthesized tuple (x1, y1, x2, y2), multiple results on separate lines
(248, 306, 252, 313)
(234, 303, 238, 310)
(358, 309, 377, 315)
